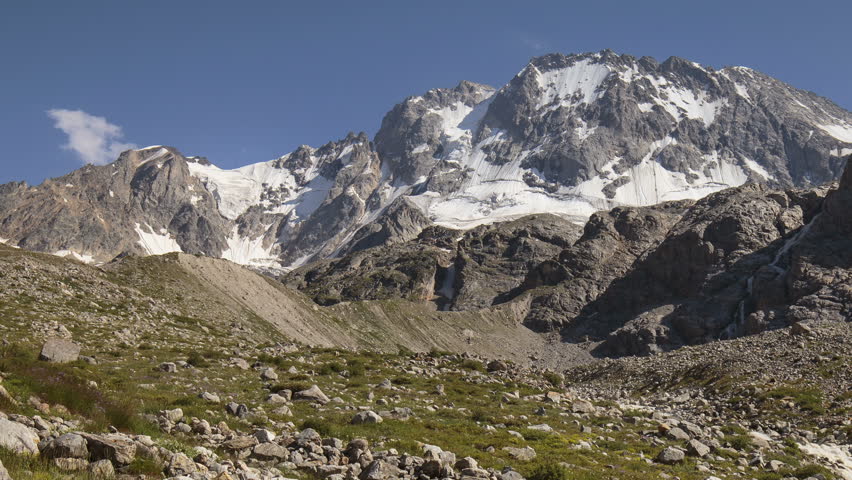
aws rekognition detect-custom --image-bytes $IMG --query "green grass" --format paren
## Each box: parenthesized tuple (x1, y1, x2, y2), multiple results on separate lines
(762, 385, 826, 414)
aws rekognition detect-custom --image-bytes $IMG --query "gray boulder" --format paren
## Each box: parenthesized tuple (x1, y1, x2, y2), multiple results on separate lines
(656, 447, 685, 464)
(294, 385, 330, 404)
(351, 411, 383, 425)
(0, 418, 39, 454)
(38, 338, 80, 363)
(40, 433, 89, 459)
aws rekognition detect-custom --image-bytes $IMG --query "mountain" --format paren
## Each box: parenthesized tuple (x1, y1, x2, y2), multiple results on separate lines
(1, 50, 851, 271)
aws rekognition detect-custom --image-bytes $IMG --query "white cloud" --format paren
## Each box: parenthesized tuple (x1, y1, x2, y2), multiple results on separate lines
(519, 34, 550, 52)
(47, 109, 136, 165)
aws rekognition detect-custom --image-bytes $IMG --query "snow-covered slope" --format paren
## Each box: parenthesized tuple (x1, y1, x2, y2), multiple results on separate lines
(0, 50, 850, 271)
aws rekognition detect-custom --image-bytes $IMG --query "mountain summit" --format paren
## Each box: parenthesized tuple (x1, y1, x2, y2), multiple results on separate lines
(1, 50, 851, 269)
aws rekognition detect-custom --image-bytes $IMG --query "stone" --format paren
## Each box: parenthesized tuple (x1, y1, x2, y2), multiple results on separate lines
(666, 427, 690, 441)
(0, 418, 39, 454)
(265, 393, 288, 404)
(502, 446, 536, 461)
(38, 338, 80, 363)
(571, 399, 595, 414)
(260, 368, 278, 381)
(271, 405, 293, 417)
(687, 439, 711, 458)
(231, 358, 250, 370)
(162, 408, 183, 423)
(223, 436, 258, 451)
(52, 457, 89, 471)
(487, 360, 508, 372)
(351, 411, 383, 425)
(528, 424, 553, 432)
(293, 385, 330, 404)
(41, 433, 89, 459)
(790, 322, 814, 336)
(252, 429, 276, 443)
(252, 442, 289, 461)
(0, 459, 10, 480)
(89, 459, 115, 479)
(656, 447, 685, 464)
(159, 362, 177, 373)
(225, 402, 248, 417)
(360, 459, 401, 480)
(199, 391, 220, 403)
(167, 452, 198, 476)
(82, 434, 137, 466)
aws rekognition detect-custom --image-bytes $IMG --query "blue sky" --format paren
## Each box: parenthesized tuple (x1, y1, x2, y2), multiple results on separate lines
(2, 0, 851, 184)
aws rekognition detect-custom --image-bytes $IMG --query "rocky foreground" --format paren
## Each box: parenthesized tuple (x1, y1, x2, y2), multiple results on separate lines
(0, 318, 850, 480)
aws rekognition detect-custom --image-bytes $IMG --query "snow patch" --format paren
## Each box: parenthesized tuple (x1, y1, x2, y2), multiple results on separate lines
(830, 148, 852, 157)
(221, 228, 280, 268)
(411, 143, 430, 155)
(637, 102, 655, 113)
(742, 158, 775, 181)
(818, 123, 852, 143)
(53, 250, 95, 264)
(109, 190, 114, 198)
(534, 59, 613, 110)
(799, 442, 852, 480)
(134, 223, 183, 255)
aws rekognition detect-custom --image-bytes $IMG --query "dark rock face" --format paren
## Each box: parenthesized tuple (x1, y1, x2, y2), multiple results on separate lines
(448, 215, 582, 310)
(505, 158, 851, 356)
(285, 215, 581, 309)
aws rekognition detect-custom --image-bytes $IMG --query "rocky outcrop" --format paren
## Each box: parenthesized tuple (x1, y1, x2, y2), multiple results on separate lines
(287, 214, 582, 310)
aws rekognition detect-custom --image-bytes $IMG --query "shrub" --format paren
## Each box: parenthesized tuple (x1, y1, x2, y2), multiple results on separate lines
(728, 434, 753, 451)
(301, 418, 334, 437)
(347, 359, 366, 377)
(186, 351, 209, 368)
(317, 362, 344, 376)
(528, 463, 570, 480)
(543, 371, 564, 388)
(461, 359, 484, 372)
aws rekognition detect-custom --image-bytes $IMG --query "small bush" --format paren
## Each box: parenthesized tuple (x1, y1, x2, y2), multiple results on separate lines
(528, 463, 570, 480)
(461, 359, 484, 372)
(347, 359, 366, 377)
(728, 434, 753, 451)
(317, 362, 344, 376)
(542, 371, 564, 388)
(301, 418, 334, 437)
(127, 456, 164, 476)
(186, 351, 209, 368)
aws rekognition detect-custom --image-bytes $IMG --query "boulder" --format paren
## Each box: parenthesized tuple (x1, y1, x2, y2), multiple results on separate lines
(260, 368, 278, 381)
(656, 447, 685, 464)
(502, 446, 536, 461)
(166, 452, 197, 476)
(38, 338, 80, 363)
(223, 436, 258, 451)
(82, 434, 137, 466)
(571, 399, 595, 414)
(360, 459, 401, 480)
(40, 433, 89, 459)
(252, 443, 289, 461)
(199, 391, 220, 403)
(52, 457, 89, 471)
(687, 439, 711, 457)
(351, 411, 383, 425)
(88, 459, 115, 479)
(0, 459, 9, 480)
(0, 418, 39, 454)
(294, 385, 330, 404)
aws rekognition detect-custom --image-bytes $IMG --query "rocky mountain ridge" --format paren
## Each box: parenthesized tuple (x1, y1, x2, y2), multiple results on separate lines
(2, 50, 852, 270)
